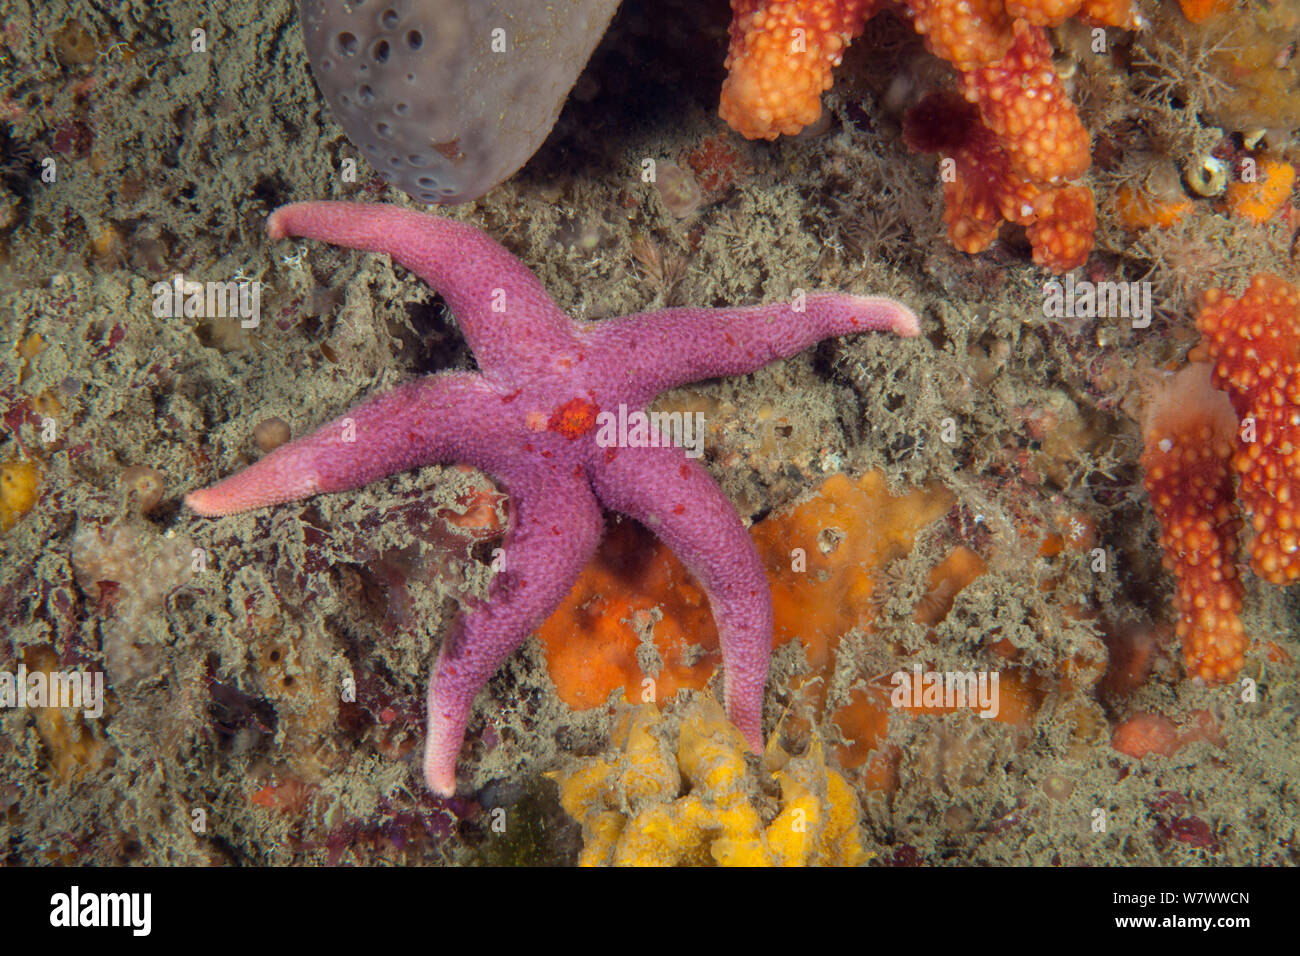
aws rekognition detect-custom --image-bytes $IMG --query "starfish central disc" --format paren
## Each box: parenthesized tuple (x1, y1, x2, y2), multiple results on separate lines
(548, 396, 601, 439)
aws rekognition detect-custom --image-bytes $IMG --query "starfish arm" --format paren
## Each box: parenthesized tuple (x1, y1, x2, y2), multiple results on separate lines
(588, 293, 919, 405)
(586, 443, 772, 752)
(185, 373, 499, 516)
(424, 463, 604, 795)
(267, 202, 578, 374)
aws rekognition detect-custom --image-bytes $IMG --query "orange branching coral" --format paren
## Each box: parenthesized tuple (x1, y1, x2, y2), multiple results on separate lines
(1009, 0, 1143, 27)
(1194, 275, 1300, 585)
(1140, 364, 1246, 683)
(909, 0, 1015, 71)
(902, 92, 1037, 253)
(959, 20, 1091, 184)
(1138, 275, 1300, 681)
(1026, 185, 1097, 273)
(720, 0, 1136, 271)
(901, 92, 1092, 271)
(719, 0, 877, 140)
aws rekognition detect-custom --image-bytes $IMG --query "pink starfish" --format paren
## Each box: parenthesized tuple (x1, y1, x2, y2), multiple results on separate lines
(186, 201, 918, 795)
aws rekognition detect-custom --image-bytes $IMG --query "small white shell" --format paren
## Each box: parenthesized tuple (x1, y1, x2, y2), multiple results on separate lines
(1242, 128, 1268, 150)
(1185, 155, 1228, 197)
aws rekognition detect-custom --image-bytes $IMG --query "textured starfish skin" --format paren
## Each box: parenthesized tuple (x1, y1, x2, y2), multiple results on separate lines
(186, 202, 918, 795)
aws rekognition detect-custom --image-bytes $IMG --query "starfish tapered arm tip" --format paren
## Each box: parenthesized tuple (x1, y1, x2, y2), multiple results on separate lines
(425, 759, 456, 798)
(183, 444, 331, 516)
(266, 209, 291, 241)
(857, 295, 921, 337)
(182, 488, 226, 517)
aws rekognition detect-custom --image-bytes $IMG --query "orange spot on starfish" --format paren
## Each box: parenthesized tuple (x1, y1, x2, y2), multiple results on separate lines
(547, 396, 601, 439)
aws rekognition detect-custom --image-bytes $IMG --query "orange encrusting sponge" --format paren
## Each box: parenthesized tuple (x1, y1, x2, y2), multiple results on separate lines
(1176, 0, 1234, 23)
(1224, 156, 1296, 226)
(535, 519, 722, 711)
(1115, 185, 1191, 231)
(537, 471, 955, 713)
(1140, 364, 1247, 683)
(1, 459, 40, 532)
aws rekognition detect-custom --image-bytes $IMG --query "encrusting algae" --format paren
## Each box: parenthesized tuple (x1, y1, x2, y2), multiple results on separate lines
(550, 700, 868, 867)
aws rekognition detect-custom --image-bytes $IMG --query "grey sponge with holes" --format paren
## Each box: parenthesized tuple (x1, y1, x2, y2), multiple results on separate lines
(299, 0, 620, 204)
